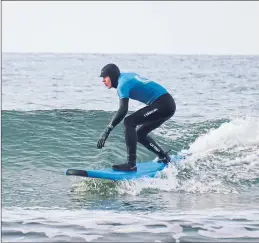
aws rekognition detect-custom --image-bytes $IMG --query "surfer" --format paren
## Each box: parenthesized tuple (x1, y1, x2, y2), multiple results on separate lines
(97, 64, 176, 172)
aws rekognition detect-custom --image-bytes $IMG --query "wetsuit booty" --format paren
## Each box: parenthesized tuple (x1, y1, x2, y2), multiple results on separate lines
(157, 151, 171, 164)
(112, 163, 137, 172)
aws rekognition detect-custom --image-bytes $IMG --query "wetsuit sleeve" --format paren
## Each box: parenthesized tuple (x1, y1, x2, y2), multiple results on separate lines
(108, 98, 129, 129)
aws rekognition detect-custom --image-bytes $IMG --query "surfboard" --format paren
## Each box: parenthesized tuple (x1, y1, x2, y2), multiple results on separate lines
(65, 155, 184, 181)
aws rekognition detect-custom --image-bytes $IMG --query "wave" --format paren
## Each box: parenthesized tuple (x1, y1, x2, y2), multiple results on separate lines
(2, 110, 259, 194)
(3, 206, 259, 242)
(72, 117, 259, 195)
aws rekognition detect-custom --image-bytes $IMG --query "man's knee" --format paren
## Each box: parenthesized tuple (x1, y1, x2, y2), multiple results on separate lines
(124, 115, 136, 128)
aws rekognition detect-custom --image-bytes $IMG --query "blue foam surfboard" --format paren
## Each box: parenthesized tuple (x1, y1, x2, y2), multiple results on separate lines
(65, 155, 184, 181)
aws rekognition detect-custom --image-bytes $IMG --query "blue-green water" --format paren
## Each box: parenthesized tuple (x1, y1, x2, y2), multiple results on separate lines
(2, 53, 259, 242)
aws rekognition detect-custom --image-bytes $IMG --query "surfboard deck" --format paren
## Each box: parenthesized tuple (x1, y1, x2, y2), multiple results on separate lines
(65, 155, 184, 181)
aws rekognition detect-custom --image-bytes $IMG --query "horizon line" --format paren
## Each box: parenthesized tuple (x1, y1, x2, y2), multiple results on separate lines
(2, 52, 259, 56)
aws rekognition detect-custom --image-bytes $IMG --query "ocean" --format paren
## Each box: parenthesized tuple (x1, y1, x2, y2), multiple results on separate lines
(2, 53, 259, 242)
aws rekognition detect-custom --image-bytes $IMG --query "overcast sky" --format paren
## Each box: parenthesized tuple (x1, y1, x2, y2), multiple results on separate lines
(2, 1, 259, 55)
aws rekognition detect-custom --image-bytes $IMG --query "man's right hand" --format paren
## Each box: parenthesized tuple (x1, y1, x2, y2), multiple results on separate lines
(97, 126, 112, 149)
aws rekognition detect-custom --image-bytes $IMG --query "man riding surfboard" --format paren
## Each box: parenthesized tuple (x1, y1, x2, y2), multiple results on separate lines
(97, 64, 176, 172)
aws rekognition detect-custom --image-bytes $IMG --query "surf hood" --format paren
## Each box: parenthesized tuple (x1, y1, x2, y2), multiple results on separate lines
(100, 63, 120, 88)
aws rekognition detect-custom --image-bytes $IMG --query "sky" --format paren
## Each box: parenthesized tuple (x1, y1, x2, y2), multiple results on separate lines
(2, 1, 259, 55)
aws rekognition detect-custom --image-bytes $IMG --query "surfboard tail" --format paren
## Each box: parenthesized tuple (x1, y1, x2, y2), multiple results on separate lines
(66, 169, 88, 177)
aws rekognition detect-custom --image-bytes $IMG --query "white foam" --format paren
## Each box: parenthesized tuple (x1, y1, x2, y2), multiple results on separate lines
(189, 116, 259, 154)
(116, 163, 179, 196)
(3, 207, 259, 241)
(113, 116, 259, 195)
(199, 225, 259, 239)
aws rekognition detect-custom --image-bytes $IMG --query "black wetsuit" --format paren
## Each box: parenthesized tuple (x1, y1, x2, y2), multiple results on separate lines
(109, 93, 176, 166)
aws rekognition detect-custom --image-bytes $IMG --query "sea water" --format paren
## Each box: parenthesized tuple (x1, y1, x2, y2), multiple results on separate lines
(2, 53, 259, 242)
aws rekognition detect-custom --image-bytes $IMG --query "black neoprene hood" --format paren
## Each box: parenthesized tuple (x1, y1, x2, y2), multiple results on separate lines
(100, 63, 120, 88)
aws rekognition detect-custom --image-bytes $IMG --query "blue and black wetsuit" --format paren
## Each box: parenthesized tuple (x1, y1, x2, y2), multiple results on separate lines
(108, 73, 176, 171)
